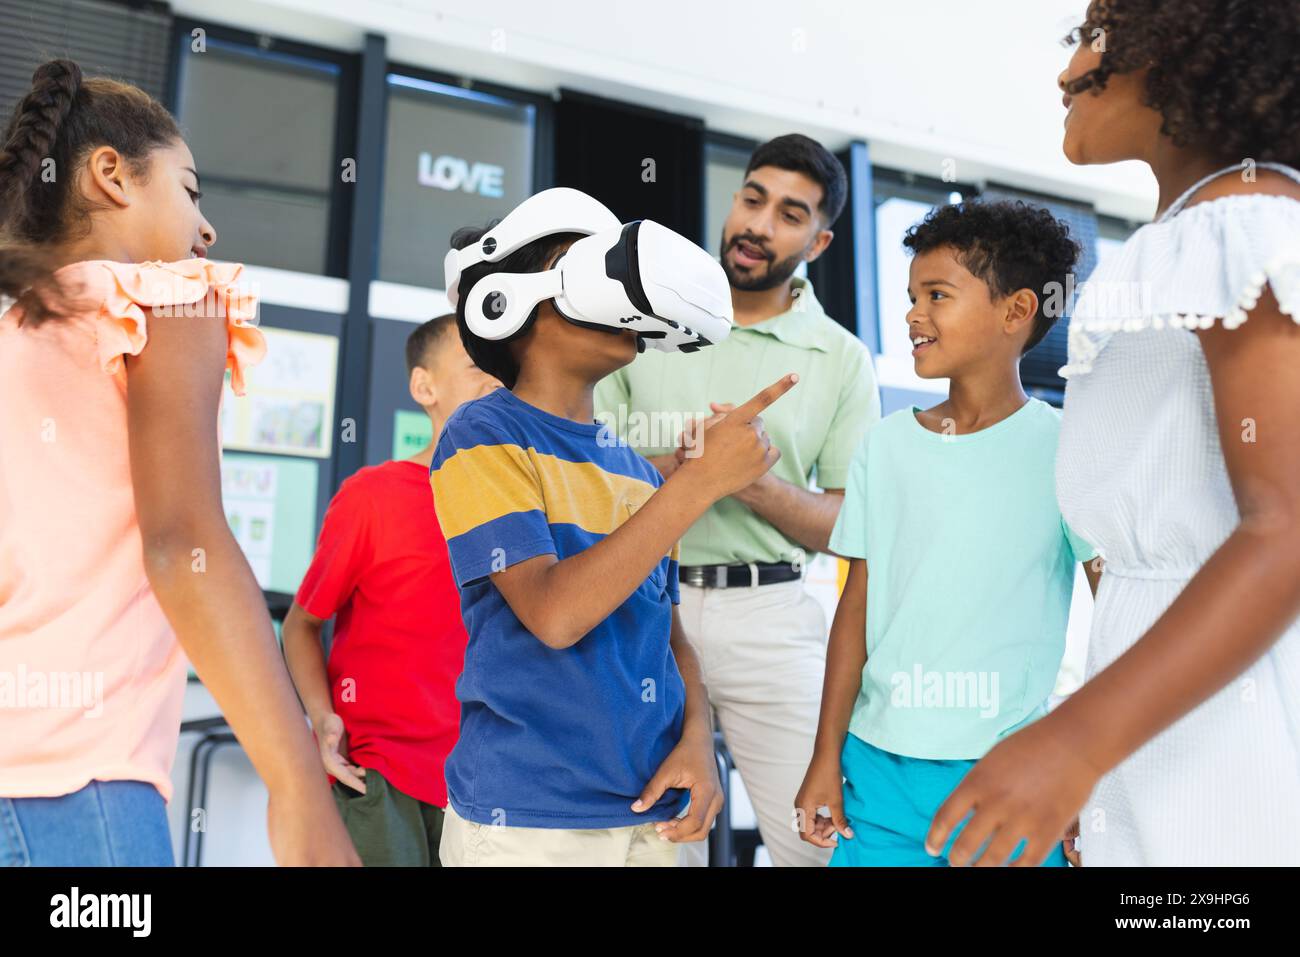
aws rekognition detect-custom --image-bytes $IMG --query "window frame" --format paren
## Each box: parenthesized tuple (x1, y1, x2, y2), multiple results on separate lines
(166, 17, 359, 278)
(372, 60, 552, 288)
(869, 165, 980, 362)
(383, 59, 554, 193)
(703, 130, 758, 249)
(1096, 211, 1141, 245)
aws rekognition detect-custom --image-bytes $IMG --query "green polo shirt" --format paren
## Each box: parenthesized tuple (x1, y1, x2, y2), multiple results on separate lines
(594, 277, 881, 566)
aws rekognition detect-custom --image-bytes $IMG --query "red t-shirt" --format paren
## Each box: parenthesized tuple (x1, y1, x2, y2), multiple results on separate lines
(295, 459, 467, 807)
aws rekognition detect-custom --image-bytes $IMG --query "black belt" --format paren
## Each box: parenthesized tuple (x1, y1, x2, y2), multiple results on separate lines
(679, 561, 802, 589)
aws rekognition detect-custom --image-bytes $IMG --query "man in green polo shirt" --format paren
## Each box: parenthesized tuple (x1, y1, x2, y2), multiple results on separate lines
(595, 133, 880, 866)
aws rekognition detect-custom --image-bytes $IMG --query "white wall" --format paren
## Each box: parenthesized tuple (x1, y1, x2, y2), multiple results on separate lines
(174, 0, 1156, 221)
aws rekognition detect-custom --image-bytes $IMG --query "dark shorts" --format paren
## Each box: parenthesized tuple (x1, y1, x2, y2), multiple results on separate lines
(332, 769, 445, 867)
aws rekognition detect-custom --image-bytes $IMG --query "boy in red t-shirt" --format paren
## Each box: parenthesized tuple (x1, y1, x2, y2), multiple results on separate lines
(283, 315, 500, 866)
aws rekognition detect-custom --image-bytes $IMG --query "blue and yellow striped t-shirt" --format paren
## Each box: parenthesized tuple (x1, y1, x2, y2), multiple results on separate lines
(429, 386, 687, 828)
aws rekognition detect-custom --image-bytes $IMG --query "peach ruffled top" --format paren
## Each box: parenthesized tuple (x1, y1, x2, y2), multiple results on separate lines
(0, 259, 265, 802)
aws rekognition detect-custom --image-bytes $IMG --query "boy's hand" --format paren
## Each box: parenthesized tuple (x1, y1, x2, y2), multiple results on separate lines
(676, 407, 727, 464)
(1063, 817, 1082, 867)
(632, 728, 723, 843)
(313, 711, 367, 794)
(675, 402, 740, 468)
(795, 751, 853, 848)
(677, 374, 798, 501)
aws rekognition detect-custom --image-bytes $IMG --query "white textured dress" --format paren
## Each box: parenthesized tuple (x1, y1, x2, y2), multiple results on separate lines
(1056, 163, 1300, 866)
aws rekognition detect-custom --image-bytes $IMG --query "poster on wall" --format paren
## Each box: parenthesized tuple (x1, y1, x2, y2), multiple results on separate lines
(222, 327, 338, 458)
(392, 409, 433, 460)
(221, 452, 319, 594)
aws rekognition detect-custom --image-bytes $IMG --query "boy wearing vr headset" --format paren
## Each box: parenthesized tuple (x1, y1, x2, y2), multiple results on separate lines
(431, 188, 796, 865)
(282, 316, 500, 867)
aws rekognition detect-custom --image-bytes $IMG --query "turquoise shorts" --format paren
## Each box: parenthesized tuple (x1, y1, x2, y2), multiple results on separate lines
(829, 732, 1070, 867)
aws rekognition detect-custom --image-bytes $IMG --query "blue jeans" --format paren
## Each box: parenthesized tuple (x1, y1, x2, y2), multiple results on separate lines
(830, 733, 1070, 867)
(1, 780, 174, 866)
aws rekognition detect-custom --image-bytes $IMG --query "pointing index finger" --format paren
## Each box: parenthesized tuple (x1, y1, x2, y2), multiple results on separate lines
(732, 373, 799, 422)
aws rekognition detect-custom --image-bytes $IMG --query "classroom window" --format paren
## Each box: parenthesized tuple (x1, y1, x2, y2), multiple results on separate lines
(174, 36, 347, 275)
(378, 74, 536, 288)
(1094, 215, 1137, 276)
(978, 185, 1099, 403)
(872, 172, 975, 365)
(704, 138, 752, 253)
(704, 134, 808, 278)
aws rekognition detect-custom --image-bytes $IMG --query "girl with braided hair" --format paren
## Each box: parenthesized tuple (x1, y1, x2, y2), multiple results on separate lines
(0, 60, 358, 866)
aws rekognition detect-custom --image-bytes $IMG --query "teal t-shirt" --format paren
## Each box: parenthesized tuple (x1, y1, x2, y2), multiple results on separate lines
(828, 398, 1095, 760)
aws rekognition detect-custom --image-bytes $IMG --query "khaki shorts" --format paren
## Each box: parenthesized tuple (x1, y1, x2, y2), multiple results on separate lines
(439, 801, 681, 867)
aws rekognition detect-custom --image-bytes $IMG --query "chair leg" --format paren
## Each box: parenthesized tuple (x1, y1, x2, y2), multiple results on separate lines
(190, 732, 240, 867)
(183, 732, 217, 867)
(709, 730, 736, 867)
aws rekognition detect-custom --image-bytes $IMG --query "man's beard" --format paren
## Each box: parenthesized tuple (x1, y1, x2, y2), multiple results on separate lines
(719, 229, 804, 292)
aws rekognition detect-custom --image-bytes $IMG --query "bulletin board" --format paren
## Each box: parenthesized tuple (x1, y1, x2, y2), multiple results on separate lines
(220, 452, 319, 594)
(217, 307, 345, 601)
(392, 408, 433, 460)
(221, 326, 339, 458)
(365, 316, 433, 466)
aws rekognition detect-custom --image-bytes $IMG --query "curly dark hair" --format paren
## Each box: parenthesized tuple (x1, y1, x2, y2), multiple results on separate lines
(902, 200, 1080, 354)
(1062, 0, 1300, 165)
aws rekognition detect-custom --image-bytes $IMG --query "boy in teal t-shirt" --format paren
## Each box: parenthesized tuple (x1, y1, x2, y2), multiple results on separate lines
(795, 200, 1100, 867)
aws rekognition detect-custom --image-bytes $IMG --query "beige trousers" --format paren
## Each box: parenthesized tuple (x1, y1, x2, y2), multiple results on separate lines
(676, 578, 833, 867)
(439, 801, 680, 867)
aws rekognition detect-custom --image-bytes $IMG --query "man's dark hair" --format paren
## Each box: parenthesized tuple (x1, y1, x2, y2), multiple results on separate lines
(902, 200, 1080, 354)
(446, 224, 583, 389)
(1063, 0, 1299, 166)
(404, 313, 456, 375)
(744, 133, 848, 225)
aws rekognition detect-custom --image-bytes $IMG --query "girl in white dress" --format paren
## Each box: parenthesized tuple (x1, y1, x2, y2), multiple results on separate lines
(927, 0, 1300, 865)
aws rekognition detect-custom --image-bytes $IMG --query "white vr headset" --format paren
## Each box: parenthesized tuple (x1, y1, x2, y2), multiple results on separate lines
(443, 187, 732, 353)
